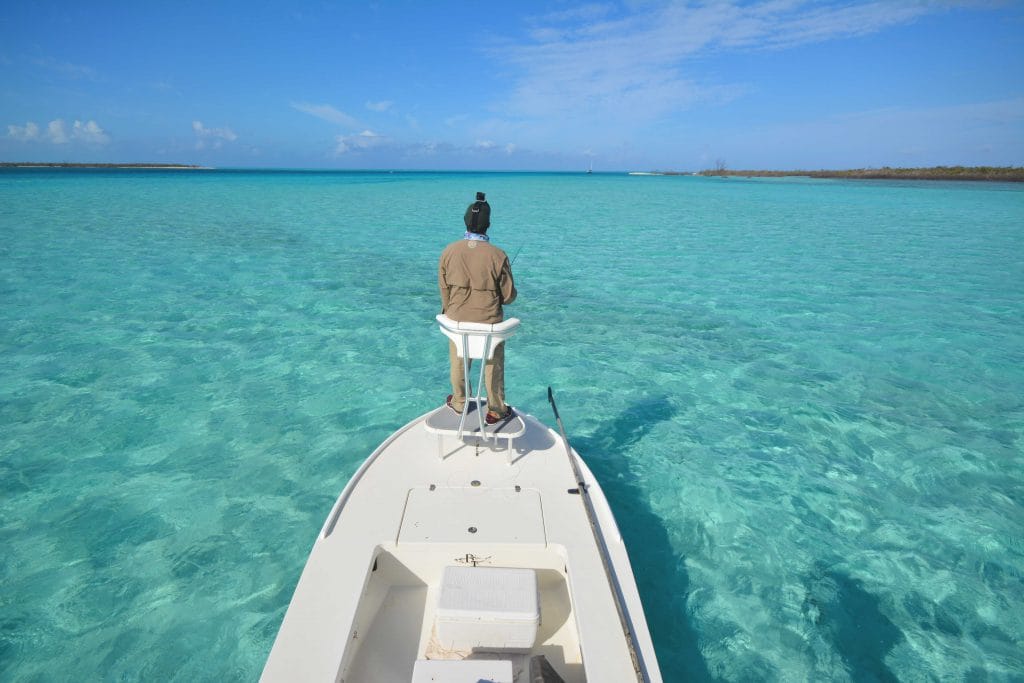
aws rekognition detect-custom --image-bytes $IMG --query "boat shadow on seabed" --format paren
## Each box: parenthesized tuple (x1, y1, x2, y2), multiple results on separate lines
(572, 397, 908, 682)
(569, 395, 715, 683)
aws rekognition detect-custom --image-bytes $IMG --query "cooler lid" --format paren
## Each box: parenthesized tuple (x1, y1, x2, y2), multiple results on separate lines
(438, 566, 539, 622)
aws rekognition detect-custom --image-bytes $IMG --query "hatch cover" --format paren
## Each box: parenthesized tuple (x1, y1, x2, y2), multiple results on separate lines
(398, 487, 546, 544)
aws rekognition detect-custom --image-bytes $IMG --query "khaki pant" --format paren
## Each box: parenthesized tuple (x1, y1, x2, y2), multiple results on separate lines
(448, 340, 507, 416)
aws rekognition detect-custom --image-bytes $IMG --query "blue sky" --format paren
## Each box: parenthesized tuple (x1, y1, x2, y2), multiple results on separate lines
(2, 1, 1022, 170)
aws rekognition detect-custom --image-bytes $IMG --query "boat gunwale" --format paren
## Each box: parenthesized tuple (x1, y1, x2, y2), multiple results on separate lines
(320, 412, 427, 539)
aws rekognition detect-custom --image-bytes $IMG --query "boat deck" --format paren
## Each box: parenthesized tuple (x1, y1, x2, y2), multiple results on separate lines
(261, 406, 659, 683)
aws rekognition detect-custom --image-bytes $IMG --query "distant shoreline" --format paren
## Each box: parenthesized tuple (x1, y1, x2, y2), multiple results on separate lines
(648, 166, 1024, 182)
(2, 163, 1020, 180)
(0, 162, 208, 169)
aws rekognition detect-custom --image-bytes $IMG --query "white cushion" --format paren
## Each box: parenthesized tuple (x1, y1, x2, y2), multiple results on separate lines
(437, 315, 520, 360)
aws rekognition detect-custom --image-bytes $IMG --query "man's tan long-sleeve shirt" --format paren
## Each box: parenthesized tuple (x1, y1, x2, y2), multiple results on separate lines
(439, 238, 517, 324)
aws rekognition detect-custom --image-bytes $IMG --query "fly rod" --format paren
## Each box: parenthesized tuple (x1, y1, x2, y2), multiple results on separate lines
(547, 386, 647, 682)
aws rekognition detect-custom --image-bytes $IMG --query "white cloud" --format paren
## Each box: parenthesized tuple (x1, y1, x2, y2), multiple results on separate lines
(403, 141, 445, 158)
(71, 120, 109, 144)
(291, 101, 359, 127)
(445, 114, 470, 127)
(495, 0, 967, 125)
(48, 119, 68, 144)
(32, 57, 97, 79)
(366, 100, 394, 112)
(473, 139, 519, 155)
(533, 3, 616, 26)
(192, 120, 237, 149)
(7, 119, 108, 144)
(335, 129, 386, 155)
(7, 122, 40, 141)
(400, 141, 467, 159)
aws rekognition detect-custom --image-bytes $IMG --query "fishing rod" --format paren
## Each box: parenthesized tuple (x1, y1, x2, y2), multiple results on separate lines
(510, 245, 524, 266)
(547, 386, 648, 683)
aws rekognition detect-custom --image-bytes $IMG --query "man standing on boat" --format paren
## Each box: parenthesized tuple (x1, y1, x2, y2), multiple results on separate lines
(438, 192, 517, 424)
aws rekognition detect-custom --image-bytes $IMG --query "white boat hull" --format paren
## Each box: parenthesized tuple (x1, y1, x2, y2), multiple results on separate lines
(262, 406, 662, 683)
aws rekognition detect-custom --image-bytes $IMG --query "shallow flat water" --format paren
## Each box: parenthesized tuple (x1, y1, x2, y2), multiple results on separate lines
(1, 168, 1022, 680)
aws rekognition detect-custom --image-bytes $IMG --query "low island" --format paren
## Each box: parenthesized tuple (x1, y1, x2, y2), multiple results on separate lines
(640, 166, 1024, 182)
(0, 162, 206, 169)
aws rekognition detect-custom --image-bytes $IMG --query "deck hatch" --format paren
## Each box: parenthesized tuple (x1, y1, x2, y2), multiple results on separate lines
(398, 487, 546, 544)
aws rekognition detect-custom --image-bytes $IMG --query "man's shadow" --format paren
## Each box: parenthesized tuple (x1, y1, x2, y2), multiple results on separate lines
(571, 395, 714, 682)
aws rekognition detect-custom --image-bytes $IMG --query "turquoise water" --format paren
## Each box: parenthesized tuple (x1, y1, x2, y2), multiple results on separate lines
(1, 168, 1022, 681)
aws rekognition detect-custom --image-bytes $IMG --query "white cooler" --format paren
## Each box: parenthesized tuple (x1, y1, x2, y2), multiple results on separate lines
(436, 566, 539, 651)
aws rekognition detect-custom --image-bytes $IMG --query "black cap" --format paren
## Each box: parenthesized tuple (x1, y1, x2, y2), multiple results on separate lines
(465, 193, 491, 231)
